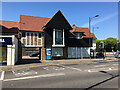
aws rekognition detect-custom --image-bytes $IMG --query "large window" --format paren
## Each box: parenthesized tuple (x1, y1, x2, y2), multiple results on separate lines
(52, 48, 63, 56)
(55, 30, 63, 45)
(53, 29, 65, 47)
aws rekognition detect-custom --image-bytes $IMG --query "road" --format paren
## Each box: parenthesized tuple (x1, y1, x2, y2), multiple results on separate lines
(1, 60, 119, 89)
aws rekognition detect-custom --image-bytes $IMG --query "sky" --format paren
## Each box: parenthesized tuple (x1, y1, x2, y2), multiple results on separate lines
(1, 2, 118, 40)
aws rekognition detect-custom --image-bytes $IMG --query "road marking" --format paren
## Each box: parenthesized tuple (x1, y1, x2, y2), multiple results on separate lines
(109, 68, 112, 70)
(94, 65, 107, 67)
(60, 65, 81, 71)
(0, 71, 5, 80)
(3, 73, 65, 82)
(13, 71, 38, 77)
(12, 71, 15, 74)
(113, 64, 118, 66)
(86, 68, 118, 72)
(42, 67, 49, 70)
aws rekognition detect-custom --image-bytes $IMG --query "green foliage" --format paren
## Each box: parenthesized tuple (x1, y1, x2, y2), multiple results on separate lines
(118, 42, 120, 51)
(96, 37, 118, 52)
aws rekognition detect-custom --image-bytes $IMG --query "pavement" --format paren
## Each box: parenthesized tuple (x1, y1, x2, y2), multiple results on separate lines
(0, 56, 119, 72)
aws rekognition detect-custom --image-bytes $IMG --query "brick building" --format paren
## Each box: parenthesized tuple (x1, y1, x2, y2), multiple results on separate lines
(0, 10, 96, 65)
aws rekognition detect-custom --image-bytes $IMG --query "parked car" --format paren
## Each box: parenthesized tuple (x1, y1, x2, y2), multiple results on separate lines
(29, 52, 40, 57)
(96, 52, 105, 58)
(114, 52, 120, 58)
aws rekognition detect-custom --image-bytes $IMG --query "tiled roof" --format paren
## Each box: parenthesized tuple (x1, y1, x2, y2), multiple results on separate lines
(0, 20, 19, 28)
(91, 33, 97, 39)
(70, 25, 97, 39)
(0, 20, 19, 34)
(19, 15, 51, 32)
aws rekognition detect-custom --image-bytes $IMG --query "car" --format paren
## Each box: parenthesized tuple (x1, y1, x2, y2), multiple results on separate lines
(96, 52, 105, 58)
(114, 52, 120, 58)
(29, 52, 40, 57)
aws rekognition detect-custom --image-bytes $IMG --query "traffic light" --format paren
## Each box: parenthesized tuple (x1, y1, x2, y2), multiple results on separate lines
(99, 42, 104, 48)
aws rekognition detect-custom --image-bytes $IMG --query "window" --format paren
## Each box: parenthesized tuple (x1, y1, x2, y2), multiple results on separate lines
(22, 32, 26, 37)
(52, 48, 63, 56)
(55, 30, 63, 45)
(38, 33, 41, 38)
(76, 33, 82, 39)
(53, 29, 65, 47)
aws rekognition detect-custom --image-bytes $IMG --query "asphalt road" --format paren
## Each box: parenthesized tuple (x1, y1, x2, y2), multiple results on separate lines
(1, 59, 119, 89)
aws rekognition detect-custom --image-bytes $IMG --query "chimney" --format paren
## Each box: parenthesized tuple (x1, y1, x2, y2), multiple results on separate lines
(72, 24, 76, 27)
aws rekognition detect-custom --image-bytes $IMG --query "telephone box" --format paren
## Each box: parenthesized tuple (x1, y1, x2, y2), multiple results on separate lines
(46, 48, 51, 60)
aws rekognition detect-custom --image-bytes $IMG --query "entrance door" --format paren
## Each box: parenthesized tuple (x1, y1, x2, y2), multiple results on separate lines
(0, 47, 7, 64)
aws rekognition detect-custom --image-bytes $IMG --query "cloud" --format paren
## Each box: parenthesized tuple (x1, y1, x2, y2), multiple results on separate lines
(82, 12, 117, 27)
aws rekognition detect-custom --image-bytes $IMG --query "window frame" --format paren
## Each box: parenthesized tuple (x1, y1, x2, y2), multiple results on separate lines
(52, 29, 65, 47)
(76, 33, 82, 39)
(52, 48, 63, 56)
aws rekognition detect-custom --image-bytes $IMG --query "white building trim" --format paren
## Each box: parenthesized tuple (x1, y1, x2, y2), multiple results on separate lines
(52, 29, 65, 47)
(25, 32, 27, 45)
(41, 33, 42, 46)
(29, 32, 31, 45)
(37, 33, 39, 46)
(53, 28, 55, 45)
(24, 45, 42, 47)
(33, 32, 35, 45)
(63, 29, 65, 46)
(52, 45, 65, 47)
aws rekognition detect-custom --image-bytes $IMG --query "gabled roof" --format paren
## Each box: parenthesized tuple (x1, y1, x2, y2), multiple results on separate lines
(20, 15, 50, 32)
(91, 33, 97, 39)
(0, 20, 19, 29)
(70, 25, 97, 39)
(20, 10, 72, 31)
(0, 20, 19, 34)
(43, 10, 72, 30)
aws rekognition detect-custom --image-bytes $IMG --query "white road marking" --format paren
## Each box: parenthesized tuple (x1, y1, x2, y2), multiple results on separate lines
(85, 67, 118, 72)
(12, 71, 15, 74)
(42, 67, 49, 70)
(0, 71, 5, 80)
(113, 64, 118, 66)
(109, 68, 112, 70)
(3, 73, 65, 82)
(12, 70, 38, 77)
(35, 72, 38, 74)
(94, 65, 107, 67)
(88, 70, 91, 72)
(60, 65, 81, 71)
(55, 68, 65, 70)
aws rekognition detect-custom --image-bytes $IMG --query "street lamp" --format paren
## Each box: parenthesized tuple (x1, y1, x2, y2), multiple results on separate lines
(89, 15, 99, 59)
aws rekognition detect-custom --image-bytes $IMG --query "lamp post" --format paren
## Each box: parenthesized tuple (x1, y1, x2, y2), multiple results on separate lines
(92, 27, 99, 58)
(89, 15, 99, 59)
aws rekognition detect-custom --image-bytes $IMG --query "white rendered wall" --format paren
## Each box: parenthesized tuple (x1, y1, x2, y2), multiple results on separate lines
(6, 35, 18, 66)
(7, 45, 12, 65)
(91, 39, 96, 50)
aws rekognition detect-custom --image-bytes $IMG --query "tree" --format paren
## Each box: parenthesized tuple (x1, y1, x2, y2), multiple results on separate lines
(96, 37, 117, 52)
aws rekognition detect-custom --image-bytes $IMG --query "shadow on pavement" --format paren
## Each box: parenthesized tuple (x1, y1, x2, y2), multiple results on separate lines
(84, 74, 119, 90)
(16, 59, 41, 65)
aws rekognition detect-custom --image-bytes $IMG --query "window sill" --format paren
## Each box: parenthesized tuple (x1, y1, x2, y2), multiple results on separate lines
(52, 45, 65, 47)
